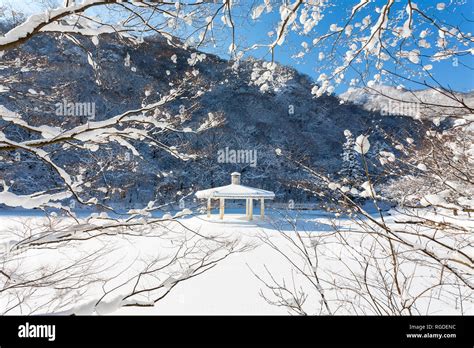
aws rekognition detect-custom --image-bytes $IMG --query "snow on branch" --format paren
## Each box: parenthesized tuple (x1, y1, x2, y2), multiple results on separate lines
(0, 0, 112, 51)
(0, 80, 218, 210)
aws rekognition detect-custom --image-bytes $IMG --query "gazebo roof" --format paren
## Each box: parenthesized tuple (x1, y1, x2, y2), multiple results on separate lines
(195, 183, 275, 199)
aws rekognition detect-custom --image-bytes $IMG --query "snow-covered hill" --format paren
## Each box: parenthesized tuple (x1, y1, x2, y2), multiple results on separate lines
(340, 85, 474, 123)
(0, 28, 428, 208)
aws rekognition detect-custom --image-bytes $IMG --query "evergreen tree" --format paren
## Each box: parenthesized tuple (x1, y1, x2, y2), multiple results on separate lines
(338, 130, 362, 183)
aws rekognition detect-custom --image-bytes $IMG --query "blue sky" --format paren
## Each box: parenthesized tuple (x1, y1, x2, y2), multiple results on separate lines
(1, 0, 473, 93)
(205, 0, 474, 93)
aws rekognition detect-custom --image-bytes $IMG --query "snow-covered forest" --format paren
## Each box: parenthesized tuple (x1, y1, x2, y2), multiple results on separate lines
(0, 0, 472, 316)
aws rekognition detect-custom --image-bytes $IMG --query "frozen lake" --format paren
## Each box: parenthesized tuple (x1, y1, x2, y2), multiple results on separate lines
(0, 207, 470, 315)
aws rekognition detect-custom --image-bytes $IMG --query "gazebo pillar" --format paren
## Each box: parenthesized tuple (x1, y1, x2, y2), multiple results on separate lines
(260, 198, 265, 219)
(245, 199, 249, 218)
(219, 198, 225, 219)
(207, 198, 211, 218)
(248, 199, 253, 221)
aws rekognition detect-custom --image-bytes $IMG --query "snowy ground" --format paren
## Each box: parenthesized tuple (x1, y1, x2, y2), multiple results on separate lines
(118, 210, 336, 315)
(0, 208, 324, 315)
(0, 208, 472, 315)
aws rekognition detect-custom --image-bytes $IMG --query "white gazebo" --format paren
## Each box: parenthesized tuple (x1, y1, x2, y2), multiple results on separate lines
(195, 172, 275, 220)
